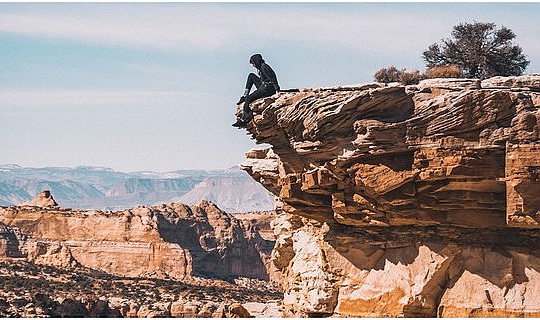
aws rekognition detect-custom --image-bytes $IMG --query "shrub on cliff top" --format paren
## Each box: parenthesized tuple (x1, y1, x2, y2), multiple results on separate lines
(398, 69, 425, 85)
(422, 21, 530, 79)
(374, 66, 424, 85)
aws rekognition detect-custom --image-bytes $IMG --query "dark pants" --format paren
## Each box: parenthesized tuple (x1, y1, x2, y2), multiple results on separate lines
(243, 73, 276, 115)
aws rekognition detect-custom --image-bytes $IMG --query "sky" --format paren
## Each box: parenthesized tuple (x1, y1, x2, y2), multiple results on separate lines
(1, 2, 539, 172)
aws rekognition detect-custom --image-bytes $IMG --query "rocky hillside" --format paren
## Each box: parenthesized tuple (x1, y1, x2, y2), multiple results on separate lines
(239, 75, 540, 317)
(0, 166, 274, 212)
(0, 193, 274, 281)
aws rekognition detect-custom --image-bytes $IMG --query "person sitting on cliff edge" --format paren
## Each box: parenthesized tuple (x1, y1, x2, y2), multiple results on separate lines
(232, 53, 280, 128)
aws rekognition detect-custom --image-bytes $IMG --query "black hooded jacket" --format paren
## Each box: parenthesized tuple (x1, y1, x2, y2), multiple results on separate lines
(250, 54, 280, 92)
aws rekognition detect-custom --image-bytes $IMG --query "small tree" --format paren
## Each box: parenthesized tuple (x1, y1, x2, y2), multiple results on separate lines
(422, 21, 530, 79)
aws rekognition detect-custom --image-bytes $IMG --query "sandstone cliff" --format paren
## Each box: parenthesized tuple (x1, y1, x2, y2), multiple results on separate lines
(240, 75, 540, 317)
(0, 196, 273, 281)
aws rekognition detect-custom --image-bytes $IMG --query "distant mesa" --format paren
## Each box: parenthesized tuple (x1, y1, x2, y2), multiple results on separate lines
(21, 190, 58, 207)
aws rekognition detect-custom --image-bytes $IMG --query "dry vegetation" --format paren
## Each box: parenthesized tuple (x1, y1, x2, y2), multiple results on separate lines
(424, 65, 464, 78)
(373, 64, 465, 85)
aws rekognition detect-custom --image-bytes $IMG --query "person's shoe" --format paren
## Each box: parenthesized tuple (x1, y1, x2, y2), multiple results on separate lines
(232, 119, 247, 127)
(243, 111, 254, 123)
(237, 96, 246, 104)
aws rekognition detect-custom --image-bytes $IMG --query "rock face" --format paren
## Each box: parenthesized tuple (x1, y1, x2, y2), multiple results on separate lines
(240, 74, 540, 317)
(0, 196, 273, 280)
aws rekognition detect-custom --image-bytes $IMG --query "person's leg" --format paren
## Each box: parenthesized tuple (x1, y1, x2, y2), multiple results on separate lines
(246, 73, 262, 90)
(241, 87, 275, 121)
(243, 88, 269, 110)
(233, 84, 276, 127)
(238, 73, 261, 105)
(244, 73, 261, 95)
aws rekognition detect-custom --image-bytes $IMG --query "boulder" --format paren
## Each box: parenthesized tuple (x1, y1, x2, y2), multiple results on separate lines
(58, 298, 89, 317)
(227, 303, 252, 318)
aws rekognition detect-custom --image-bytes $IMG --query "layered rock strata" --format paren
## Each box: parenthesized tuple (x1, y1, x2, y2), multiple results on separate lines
(0, 198, 273, 280)
(240, 74, 540, 317)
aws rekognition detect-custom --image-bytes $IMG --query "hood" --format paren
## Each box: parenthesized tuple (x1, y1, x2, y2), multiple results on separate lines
(249, 54, 264, 69)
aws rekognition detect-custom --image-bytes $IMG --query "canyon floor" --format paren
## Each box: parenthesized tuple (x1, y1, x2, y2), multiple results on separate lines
(0, 253, 282, 317)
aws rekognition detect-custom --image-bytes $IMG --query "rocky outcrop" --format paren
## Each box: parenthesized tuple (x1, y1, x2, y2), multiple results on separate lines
(239, 74, 540, 317)
(0, 195, 273, 281)
(21, 190, 58, 207)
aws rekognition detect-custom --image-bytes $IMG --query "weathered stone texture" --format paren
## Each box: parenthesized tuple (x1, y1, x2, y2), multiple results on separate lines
(0, 197, 272, 280)
(269, 214, 540, 317)
(506, 143, 540, 226)
(241, 75, 540, 228)
(240, 75, 540, 317)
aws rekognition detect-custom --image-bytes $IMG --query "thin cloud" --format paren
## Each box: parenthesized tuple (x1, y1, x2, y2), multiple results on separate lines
(0, 4, 537, 69)
(0, 5, 455, 55)
(0, 90, 203, 108)
(0, 10, 233, 50)
(118, 62, 185, 77)
(0, 3, 536, 59)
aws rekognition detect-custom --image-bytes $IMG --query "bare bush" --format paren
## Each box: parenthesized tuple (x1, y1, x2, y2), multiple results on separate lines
(374, 65, 401, 83)
(375, 66, 425, 85)
(398, 69, 425, 85)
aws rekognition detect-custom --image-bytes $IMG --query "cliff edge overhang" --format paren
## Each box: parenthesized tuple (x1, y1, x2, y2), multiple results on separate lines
(240, 74, 540, 230)
(238, 74, 540, 317)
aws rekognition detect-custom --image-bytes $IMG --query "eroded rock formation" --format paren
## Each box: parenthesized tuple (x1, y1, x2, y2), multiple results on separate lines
(21, 190, 58, 208)
(0, 194, 273, 281)
(240, 74, 540, 317)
